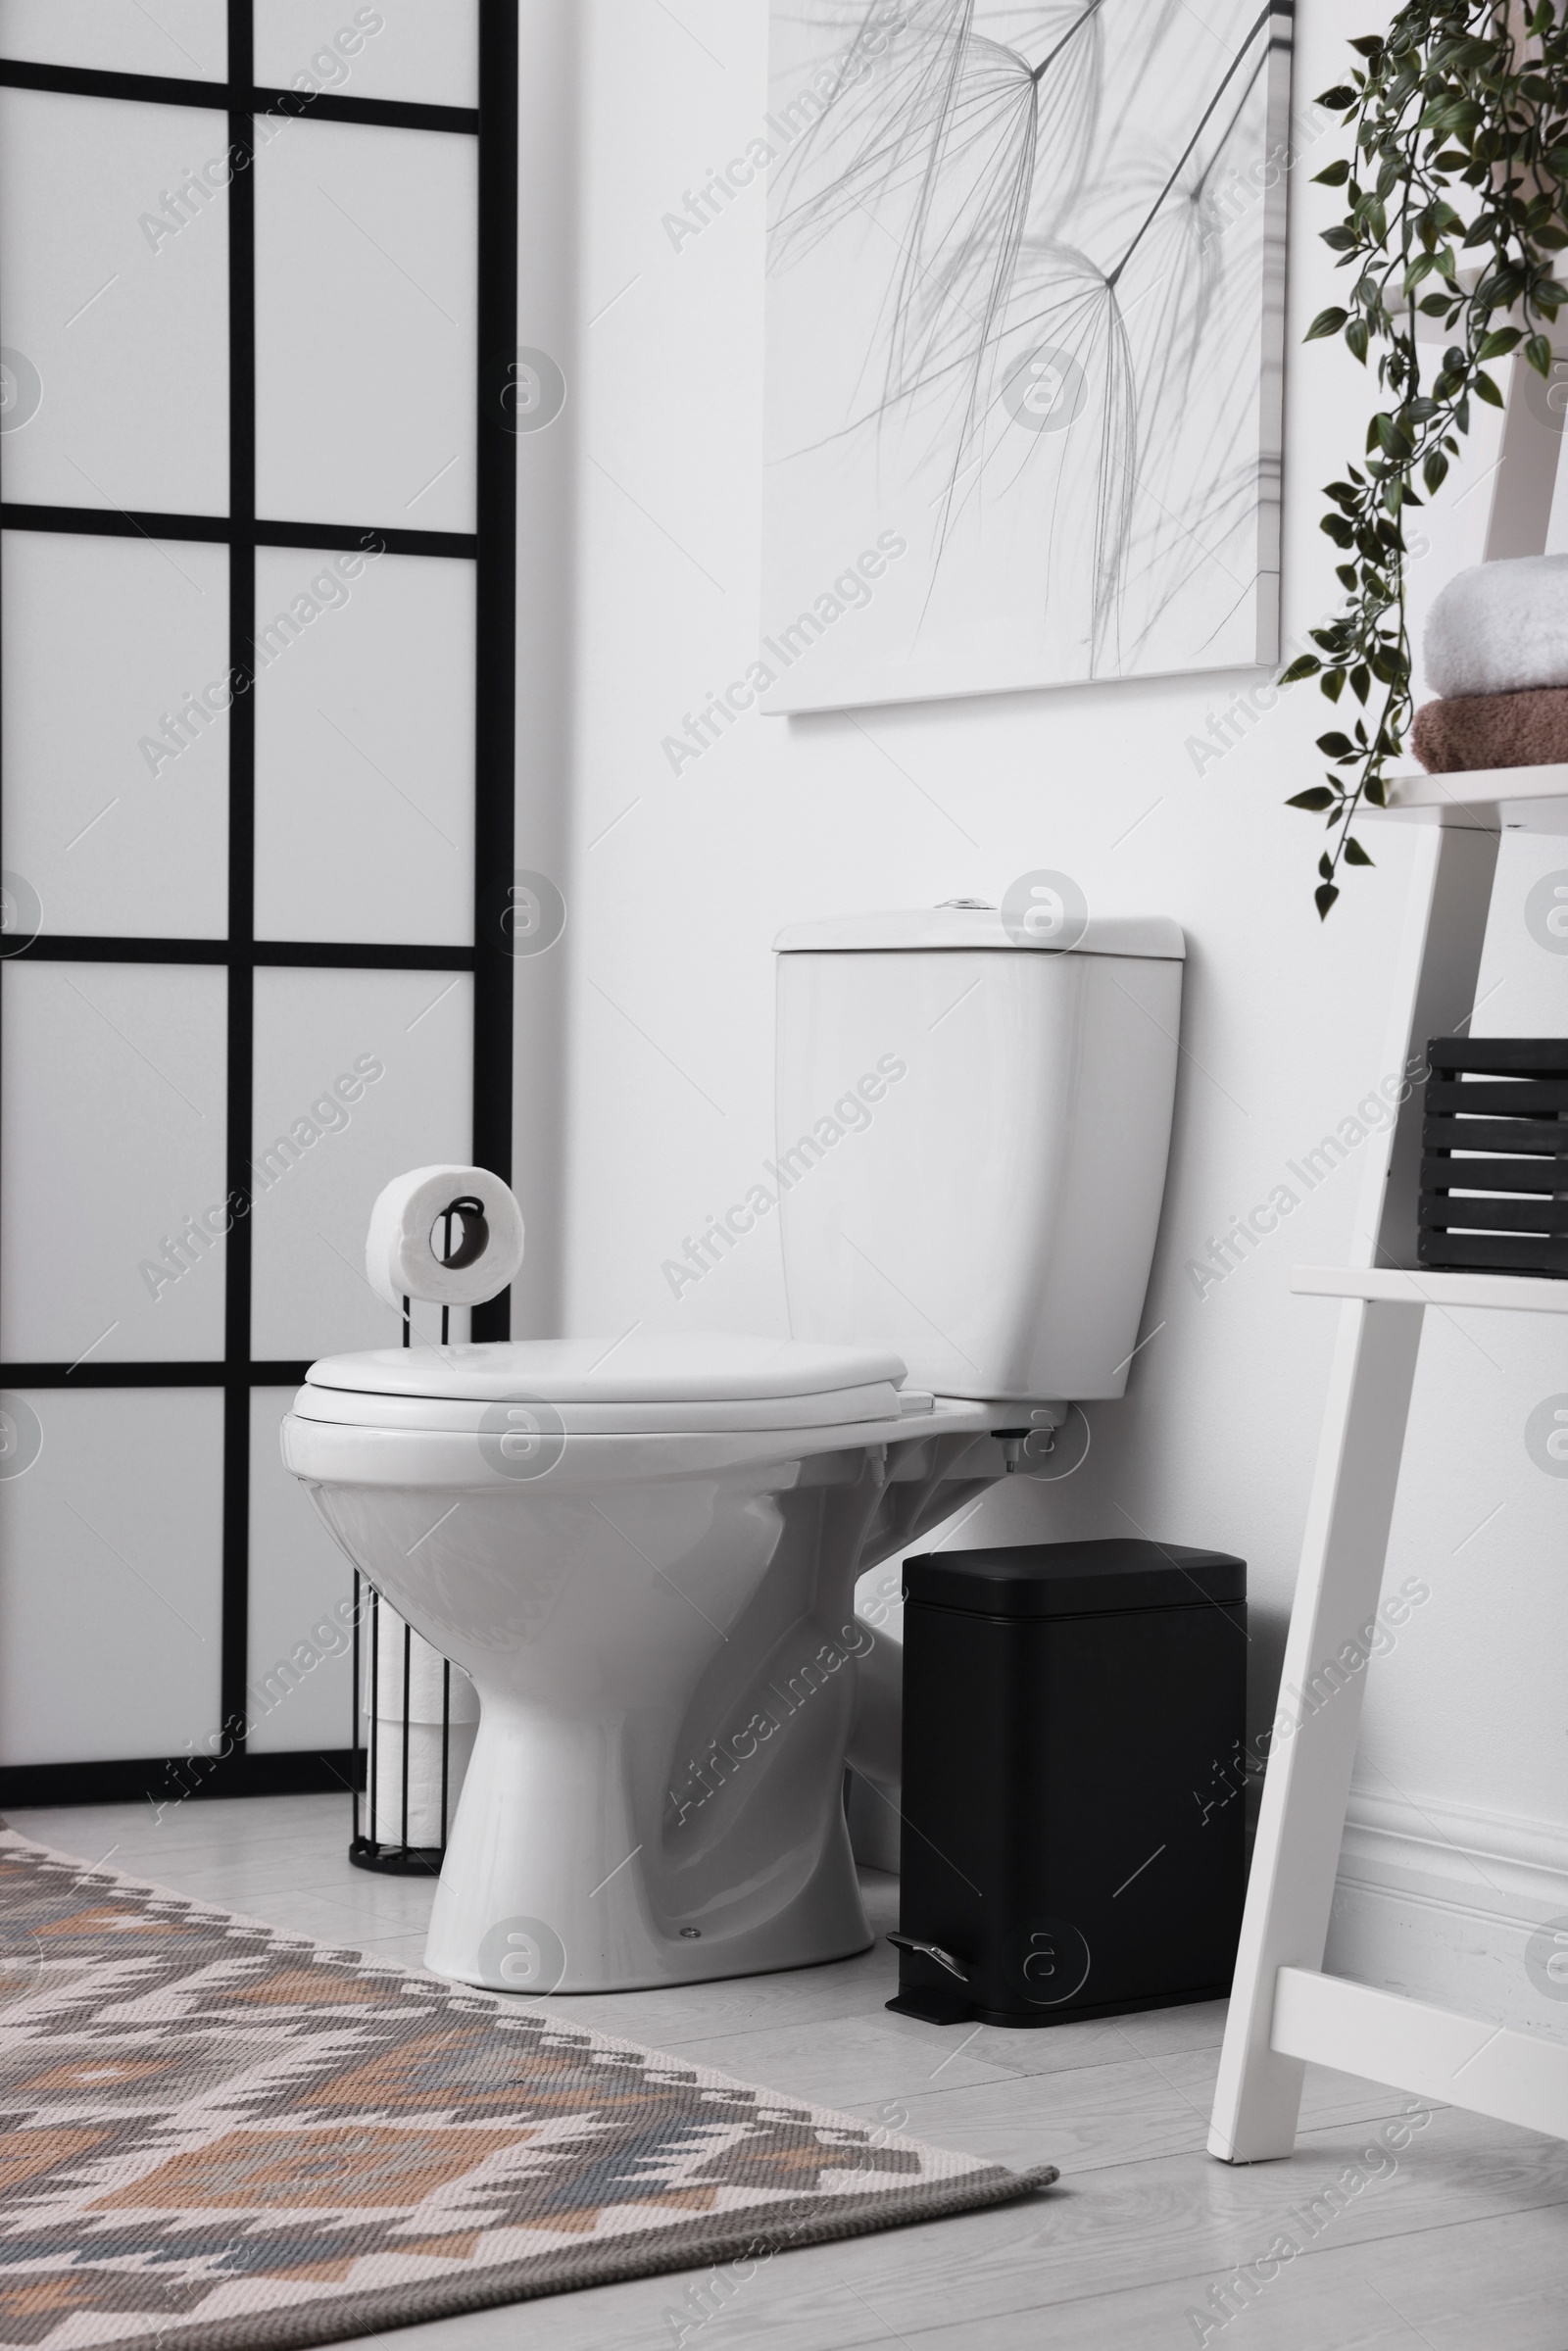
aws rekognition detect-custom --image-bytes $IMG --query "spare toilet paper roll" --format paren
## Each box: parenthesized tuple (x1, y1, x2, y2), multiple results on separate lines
(1425, 553, 1568, 699)
(366, 1164, 524, 1308)
(363, 1604, 480, 1726)
(366, 1717, 476, 1848)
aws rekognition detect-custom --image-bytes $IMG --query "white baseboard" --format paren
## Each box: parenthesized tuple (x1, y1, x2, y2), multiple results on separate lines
(1327, 1788, 1568, 2043)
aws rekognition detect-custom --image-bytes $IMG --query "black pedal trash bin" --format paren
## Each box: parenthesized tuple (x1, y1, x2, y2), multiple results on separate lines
(888, 1538, 1247, 2028)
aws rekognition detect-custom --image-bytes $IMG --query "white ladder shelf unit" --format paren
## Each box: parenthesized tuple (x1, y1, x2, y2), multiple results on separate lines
(1208, 354, 1568, 2163)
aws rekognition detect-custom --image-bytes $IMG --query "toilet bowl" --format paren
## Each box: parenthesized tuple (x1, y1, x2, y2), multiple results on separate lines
(284, 904, 1185, 1995)
(283, 1334, 1016, 1992)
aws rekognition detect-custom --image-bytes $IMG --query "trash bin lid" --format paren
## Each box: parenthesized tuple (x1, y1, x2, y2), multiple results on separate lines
(902, 1539, 1246, 1618)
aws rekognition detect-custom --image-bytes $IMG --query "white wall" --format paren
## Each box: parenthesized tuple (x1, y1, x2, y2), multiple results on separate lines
(550, 0, 1568, 2021)
(511, 0, 580, 1341)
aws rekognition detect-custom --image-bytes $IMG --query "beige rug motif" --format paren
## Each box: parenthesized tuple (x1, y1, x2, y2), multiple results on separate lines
(0, 1833, 1055, 2349)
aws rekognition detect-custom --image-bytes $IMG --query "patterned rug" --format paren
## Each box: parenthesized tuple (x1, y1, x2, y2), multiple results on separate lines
(0, 1834, 1055, 2349)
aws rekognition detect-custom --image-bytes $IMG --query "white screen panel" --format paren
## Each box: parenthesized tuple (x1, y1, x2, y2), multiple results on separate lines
(0, 1386, 222, 1764)
(0, 90, 228, 515)
(253, 547, 473, 945)
(0, 961, 228, 1363)
(247, 1385, 355, 1754)
(255, 119, 475, 531)
(250, 966, 472, 1359)
(2, 532, 228, 940)
(0, 0, 226, 78)
(255, 4, 477, 110)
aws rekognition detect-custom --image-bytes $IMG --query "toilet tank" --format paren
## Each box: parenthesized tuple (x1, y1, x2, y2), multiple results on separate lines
(773, 906, 1184, 1401)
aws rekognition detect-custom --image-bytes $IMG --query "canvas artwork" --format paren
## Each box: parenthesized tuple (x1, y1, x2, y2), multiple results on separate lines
(760, 0, 1294, 712)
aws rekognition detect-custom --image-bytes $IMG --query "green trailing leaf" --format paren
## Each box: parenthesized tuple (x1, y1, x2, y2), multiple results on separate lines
(1281, 0, 1568, 915)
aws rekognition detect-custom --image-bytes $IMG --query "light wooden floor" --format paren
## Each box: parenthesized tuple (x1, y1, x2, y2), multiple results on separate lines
(8, 1793, 1566, 2350)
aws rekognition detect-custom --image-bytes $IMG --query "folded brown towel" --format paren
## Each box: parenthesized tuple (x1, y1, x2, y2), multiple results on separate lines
(1412, 685, 1568, 773)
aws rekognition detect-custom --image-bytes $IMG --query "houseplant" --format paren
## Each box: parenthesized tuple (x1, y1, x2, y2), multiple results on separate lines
(1286, 0, 1568, 915)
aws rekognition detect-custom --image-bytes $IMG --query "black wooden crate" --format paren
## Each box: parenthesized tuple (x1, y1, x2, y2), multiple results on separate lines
(1420, 1038, 1568, 1276)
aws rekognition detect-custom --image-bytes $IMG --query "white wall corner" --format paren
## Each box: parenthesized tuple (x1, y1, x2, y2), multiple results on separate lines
(1327, 1788, 1568, 2041)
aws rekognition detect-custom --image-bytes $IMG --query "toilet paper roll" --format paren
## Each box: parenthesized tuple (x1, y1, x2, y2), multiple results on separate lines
(363, 1605, 479, 1726)
(366, 1164, 524, 1309)
(366, 1717, 476, 1848)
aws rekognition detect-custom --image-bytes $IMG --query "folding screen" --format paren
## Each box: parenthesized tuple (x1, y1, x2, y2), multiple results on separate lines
(0, 0, 517, 1805)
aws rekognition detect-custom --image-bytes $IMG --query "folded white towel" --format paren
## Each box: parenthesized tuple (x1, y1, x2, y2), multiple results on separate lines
(1425, 554, 1568, 697)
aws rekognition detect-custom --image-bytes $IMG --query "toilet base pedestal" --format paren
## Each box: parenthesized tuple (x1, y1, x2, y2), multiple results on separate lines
(422, 1693, 873, 1996)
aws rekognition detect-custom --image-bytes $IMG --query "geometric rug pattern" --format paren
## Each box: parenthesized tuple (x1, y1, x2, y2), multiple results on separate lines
(0, 1834, 1055, 2349)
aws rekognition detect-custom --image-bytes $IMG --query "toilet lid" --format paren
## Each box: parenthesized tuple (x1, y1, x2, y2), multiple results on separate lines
(298, 1333, 912, 1435)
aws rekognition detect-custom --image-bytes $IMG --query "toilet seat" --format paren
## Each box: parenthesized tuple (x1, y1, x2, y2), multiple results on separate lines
(296, 1332, 920, 1436)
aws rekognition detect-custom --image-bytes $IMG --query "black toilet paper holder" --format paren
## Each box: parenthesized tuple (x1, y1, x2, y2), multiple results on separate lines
(349, 1201, 478, 1875)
